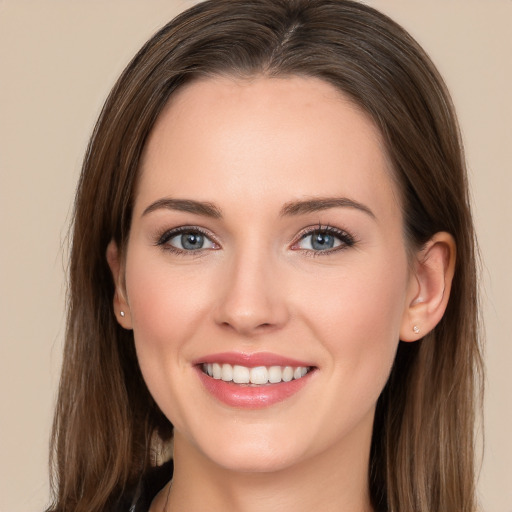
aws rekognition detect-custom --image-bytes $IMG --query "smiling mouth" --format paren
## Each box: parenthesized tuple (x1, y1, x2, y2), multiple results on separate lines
(201, 363, 313, 385)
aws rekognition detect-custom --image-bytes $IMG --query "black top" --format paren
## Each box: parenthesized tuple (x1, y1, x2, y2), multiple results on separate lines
(114, 459, 174, 512)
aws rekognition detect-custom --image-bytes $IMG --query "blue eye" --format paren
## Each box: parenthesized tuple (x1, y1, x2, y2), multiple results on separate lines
(157, 228, 217, 252)
(295, 227, 354, 252)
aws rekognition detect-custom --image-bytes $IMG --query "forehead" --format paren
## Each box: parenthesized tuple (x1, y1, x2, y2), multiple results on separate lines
(136, 75, 400, 221)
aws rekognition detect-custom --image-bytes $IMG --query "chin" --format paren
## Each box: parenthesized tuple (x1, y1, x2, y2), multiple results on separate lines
(181, 422, 309, 474)
(205, 443, 304, 474)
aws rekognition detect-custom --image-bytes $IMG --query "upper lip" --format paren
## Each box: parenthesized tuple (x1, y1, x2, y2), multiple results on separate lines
(192, 352, 314, 368)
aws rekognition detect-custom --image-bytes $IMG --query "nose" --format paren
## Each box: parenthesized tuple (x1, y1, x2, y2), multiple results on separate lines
(213, 249, 290, 337)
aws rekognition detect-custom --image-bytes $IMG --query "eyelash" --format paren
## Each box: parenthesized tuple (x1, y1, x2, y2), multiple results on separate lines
(292, 224, 356, 256)
(154, 224, 357, 256)
(155, 226, 219, 256)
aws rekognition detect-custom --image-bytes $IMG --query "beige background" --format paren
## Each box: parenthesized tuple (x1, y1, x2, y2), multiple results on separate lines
(0, 1, 510, 511)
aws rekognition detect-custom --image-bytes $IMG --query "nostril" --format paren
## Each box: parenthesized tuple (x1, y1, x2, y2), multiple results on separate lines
(217, 316, 284, 340)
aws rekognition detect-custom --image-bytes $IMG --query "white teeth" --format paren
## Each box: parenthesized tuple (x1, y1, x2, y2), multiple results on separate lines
(202, 363, 311, 385)
(221, 363, 233, 382)
(212, 363, 222, 379)
(268, 366, 282, 383)
(250, 366, 268, 385)
(282, 366, 293, 382)
(233, 365, 250, 384)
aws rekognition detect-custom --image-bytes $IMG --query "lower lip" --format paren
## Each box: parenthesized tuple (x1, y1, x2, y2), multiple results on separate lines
(196, 367, 314, 409)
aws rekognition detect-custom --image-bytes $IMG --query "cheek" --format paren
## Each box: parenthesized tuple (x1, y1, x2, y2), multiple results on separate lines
(123, 251, 214, 406)
(300, 251, 409, 389)
(125, 247, 213, 340)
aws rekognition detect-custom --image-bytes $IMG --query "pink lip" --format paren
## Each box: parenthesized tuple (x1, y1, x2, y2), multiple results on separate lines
(196, 369, 315, 409)
(193, 352, 316, 409)
(193, 351, 313, 368)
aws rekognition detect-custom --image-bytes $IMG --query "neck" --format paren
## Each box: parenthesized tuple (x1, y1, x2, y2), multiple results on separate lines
(158, 428, 374, 512)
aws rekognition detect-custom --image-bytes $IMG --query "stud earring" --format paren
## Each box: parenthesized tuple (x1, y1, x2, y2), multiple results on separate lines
(413, 325, 420, 334)
(120, 311, 125, 317)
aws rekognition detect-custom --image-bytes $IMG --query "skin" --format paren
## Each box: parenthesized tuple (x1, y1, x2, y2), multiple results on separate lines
(107, 76, 455, 512)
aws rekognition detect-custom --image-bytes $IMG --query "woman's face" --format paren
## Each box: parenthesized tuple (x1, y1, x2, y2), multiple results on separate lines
(118, 76, 415, 473)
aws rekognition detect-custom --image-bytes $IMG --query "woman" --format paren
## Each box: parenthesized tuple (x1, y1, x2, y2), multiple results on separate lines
(47, 0, 483, 511)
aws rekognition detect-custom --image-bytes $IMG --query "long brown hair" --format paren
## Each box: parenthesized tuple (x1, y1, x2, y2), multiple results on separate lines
(48, 1, 483, 510)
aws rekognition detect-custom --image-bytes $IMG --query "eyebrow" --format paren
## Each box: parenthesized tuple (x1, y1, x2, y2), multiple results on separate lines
(142, 198, 223, 218)
(141, 196, 375, 220)
(280, 197, 375, 219)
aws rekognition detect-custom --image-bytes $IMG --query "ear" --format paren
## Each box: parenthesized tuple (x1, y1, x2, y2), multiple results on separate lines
(106, 240, 133, 330)
(400, 232, 456, 342)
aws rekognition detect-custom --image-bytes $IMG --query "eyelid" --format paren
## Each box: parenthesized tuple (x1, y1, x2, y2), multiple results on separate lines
(155, 225, 220, 253)
(153, 223, 356, 255)
(290, 224, 356, 253)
